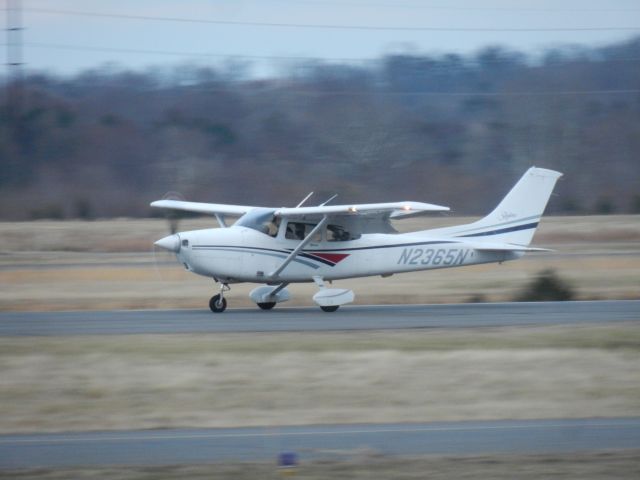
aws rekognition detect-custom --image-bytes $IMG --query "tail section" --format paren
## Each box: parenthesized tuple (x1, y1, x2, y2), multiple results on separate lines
(424, 167, 562, 246)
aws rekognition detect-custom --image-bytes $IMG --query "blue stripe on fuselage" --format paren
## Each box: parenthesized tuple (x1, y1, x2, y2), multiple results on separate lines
(458, 222, 539, 238)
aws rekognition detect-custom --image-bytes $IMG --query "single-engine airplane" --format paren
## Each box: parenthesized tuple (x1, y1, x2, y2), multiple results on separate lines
(152, 167, 561, 313)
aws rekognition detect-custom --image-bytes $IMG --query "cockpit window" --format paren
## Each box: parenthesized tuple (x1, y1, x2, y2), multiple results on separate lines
(326, 224, 360, 242)
(285, 222, 322, 241)
(235, 208, 279, 237)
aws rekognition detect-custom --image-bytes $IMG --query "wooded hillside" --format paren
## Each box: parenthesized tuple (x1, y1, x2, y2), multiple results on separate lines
(1, 37, 639, 219)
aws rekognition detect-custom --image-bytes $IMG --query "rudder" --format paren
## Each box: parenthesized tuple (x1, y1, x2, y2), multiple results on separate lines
(422, 167, 562, 246)
(458, 167, 562, 245)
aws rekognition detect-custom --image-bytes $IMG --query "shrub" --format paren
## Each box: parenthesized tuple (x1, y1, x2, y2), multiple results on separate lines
(29, 204, 65, 220)
(514, 269, 574, 302)
(467, 293, 487, 303)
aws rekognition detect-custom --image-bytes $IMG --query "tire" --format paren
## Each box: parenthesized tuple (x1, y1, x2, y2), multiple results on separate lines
(257, 302, 276, 310)
(320, 305, 339, 312)
(209, 294, 227, 313)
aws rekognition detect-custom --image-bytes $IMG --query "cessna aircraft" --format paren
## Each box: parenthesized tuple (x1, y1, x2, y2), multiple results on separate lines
(152, 167, 561, 313)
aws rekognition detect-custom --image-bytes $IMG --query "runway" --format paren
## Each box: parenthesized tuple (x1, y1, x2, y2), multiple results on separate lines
(0, 300, 638, 336)
(2, 418, 639, 468)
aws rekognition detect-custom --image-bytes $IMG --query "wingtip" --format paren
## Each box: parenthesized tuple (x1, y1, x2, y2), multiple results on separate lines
(529, 166, 563, 179)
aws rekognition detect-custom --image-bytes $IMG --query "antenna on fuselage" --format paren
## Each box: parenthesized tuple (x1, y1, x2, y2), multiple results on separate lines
(319, 194, 338, 206)
(295, 192, 314, 208)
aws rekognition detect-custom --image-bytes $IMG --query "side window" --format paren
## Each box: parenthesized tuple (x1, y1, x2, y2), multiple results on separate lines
(267, 217, 280, 237)
(285, 222, 321, 241)
(235, 208, 278, 237)
(327, 224, 353, 242)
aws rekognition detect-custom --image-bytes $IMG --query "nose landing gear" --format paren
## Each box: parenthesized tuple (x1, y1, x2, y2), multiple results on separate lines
(209, 283, 230, 313)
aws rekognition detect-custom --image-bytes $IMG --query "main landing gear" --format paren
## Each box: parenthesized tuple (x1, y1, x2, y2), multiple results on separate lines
(208, 280, 351, 313)
(312, 276, 353, 313)
(209, 283, 230, 313)
(320, 305, 339, 313)
(257, 302, 276, 310)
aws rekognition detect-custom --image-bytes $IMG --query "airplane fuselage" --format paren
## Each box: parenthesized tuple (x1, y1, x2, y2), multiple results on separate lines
(175, 226, 521, 284)
(152, 167, 561, 312)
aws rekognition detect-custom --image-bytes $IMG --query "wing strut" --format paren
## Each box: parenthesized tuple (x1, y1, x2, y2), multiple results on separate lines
(214, 213, 227, 228)
(268, 282, 290, 298)
(269, 215, 329, 279)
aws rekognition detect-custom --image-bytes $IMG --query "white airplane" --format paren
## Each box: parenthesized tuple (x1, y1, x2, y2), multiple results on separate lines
(152, 167, 561, 313)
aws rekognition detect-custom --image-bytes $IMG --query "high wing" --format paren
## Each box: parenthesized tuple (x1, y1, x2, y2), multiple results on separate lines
(274, 201, 449, 234)
(275, 201, 448, 218)
(150, 199, 254, 216)
(150, 199, 449, 234)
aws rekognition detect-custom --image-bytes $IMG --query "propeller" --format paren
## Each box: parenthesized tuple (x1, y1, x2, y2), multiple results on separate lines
(162, 191, 185, 234)
(151, 191, 185, 282)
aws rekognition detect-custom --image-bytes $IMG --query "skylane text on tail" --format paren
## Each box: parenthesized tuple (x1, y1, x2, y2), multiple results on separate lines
(152, 167, 562, 312)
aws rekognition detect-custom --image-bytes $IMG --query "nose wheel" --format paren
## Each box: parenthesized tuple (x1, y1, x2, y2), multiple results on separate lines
(209, 283, 230, 313)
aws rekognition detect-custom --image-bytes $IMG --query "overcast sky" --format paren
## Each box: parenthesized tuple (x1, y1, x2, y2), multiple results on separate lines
(9, 0, 640, 76)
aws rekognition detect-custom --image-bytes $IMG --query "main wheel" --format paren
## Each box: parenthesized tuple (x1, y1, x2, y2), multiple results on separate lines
(209, 294, 227, 313)
(320, 305, 339, 312)
(257, 302, 276, 310)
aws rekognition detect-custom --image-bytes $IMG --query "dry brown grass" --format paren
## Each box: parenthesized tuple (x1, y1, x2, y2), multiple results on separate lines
(2, 215, 639, 252)
(3, 451, 640, 480)
(1, 325, 638, 434)
(0, 216, 638, 311)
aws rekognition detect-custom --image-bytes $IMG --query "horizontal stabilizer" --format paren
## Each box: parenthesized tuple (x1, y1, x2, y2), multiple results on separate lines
(470, 242, 553, 252)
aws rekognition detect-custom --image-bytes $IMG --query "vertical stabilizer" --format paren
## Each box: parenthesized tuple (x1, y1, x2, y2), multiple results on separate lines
(423, 167, 562, 246)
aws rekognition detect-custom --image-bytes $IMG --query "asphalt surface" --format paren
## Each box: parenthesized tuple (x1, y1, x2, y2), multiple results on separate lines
(2, 418, 639, 468)
(0, 301, 638, 336)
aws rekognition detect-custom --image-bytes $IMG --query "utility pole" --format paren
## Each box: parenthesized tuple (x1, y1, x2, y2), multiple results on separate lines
(6, 0, 24, 110)
(6, 0, 23, 72)
(5, 0, 24, 184)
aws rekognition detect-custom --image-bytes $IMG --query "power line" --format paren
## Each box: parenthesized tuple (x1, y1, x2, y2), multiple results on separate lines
(25, 7, 640, 32)
(336, 89, 640, 97)
(25, 42, 375, 63)
(224, 87, 640, 97)
(55, 83, 640, 97)
(13, 42, 640, 97)
(25, 42, 640, 66)
(270, 0, 640, 13)
(39, 74, 640, 98)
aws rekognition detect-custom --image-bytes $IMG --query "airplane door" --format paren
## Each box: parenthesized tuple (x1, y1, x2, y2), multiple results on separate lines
(242, 229, 278, 281)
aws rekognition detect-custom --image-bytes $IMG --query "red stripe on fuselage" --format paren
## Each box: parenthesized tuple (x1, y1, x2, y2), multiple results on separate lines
(309, 252, 350, 264)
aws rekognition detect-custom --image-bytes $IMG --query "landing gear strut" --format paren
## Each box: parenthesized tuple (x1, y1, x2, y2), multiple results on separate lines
(209, 283, 230, 313)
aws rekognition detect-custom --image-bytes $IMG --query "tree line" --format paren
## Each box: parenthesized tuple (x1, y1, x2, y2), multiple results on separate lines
(1, 36, 639, 220)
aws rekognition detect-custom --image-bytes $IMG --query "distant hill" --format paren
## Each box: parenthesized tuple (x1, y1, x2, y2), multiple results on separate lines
(1, 37, 639, 219)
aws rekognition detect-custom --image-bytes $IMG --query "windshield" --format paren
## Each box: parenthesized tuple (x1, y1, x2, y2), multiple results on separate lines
(234, 208, 278, 236)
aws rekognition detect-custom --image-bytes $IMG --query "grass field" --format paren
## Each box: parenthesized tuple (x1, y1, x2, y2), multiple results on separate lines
(3, 451, 640, 480)
(1, 324, 639, 434)
(1, 216, 638, 477)
(0, 215, 638, 311)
